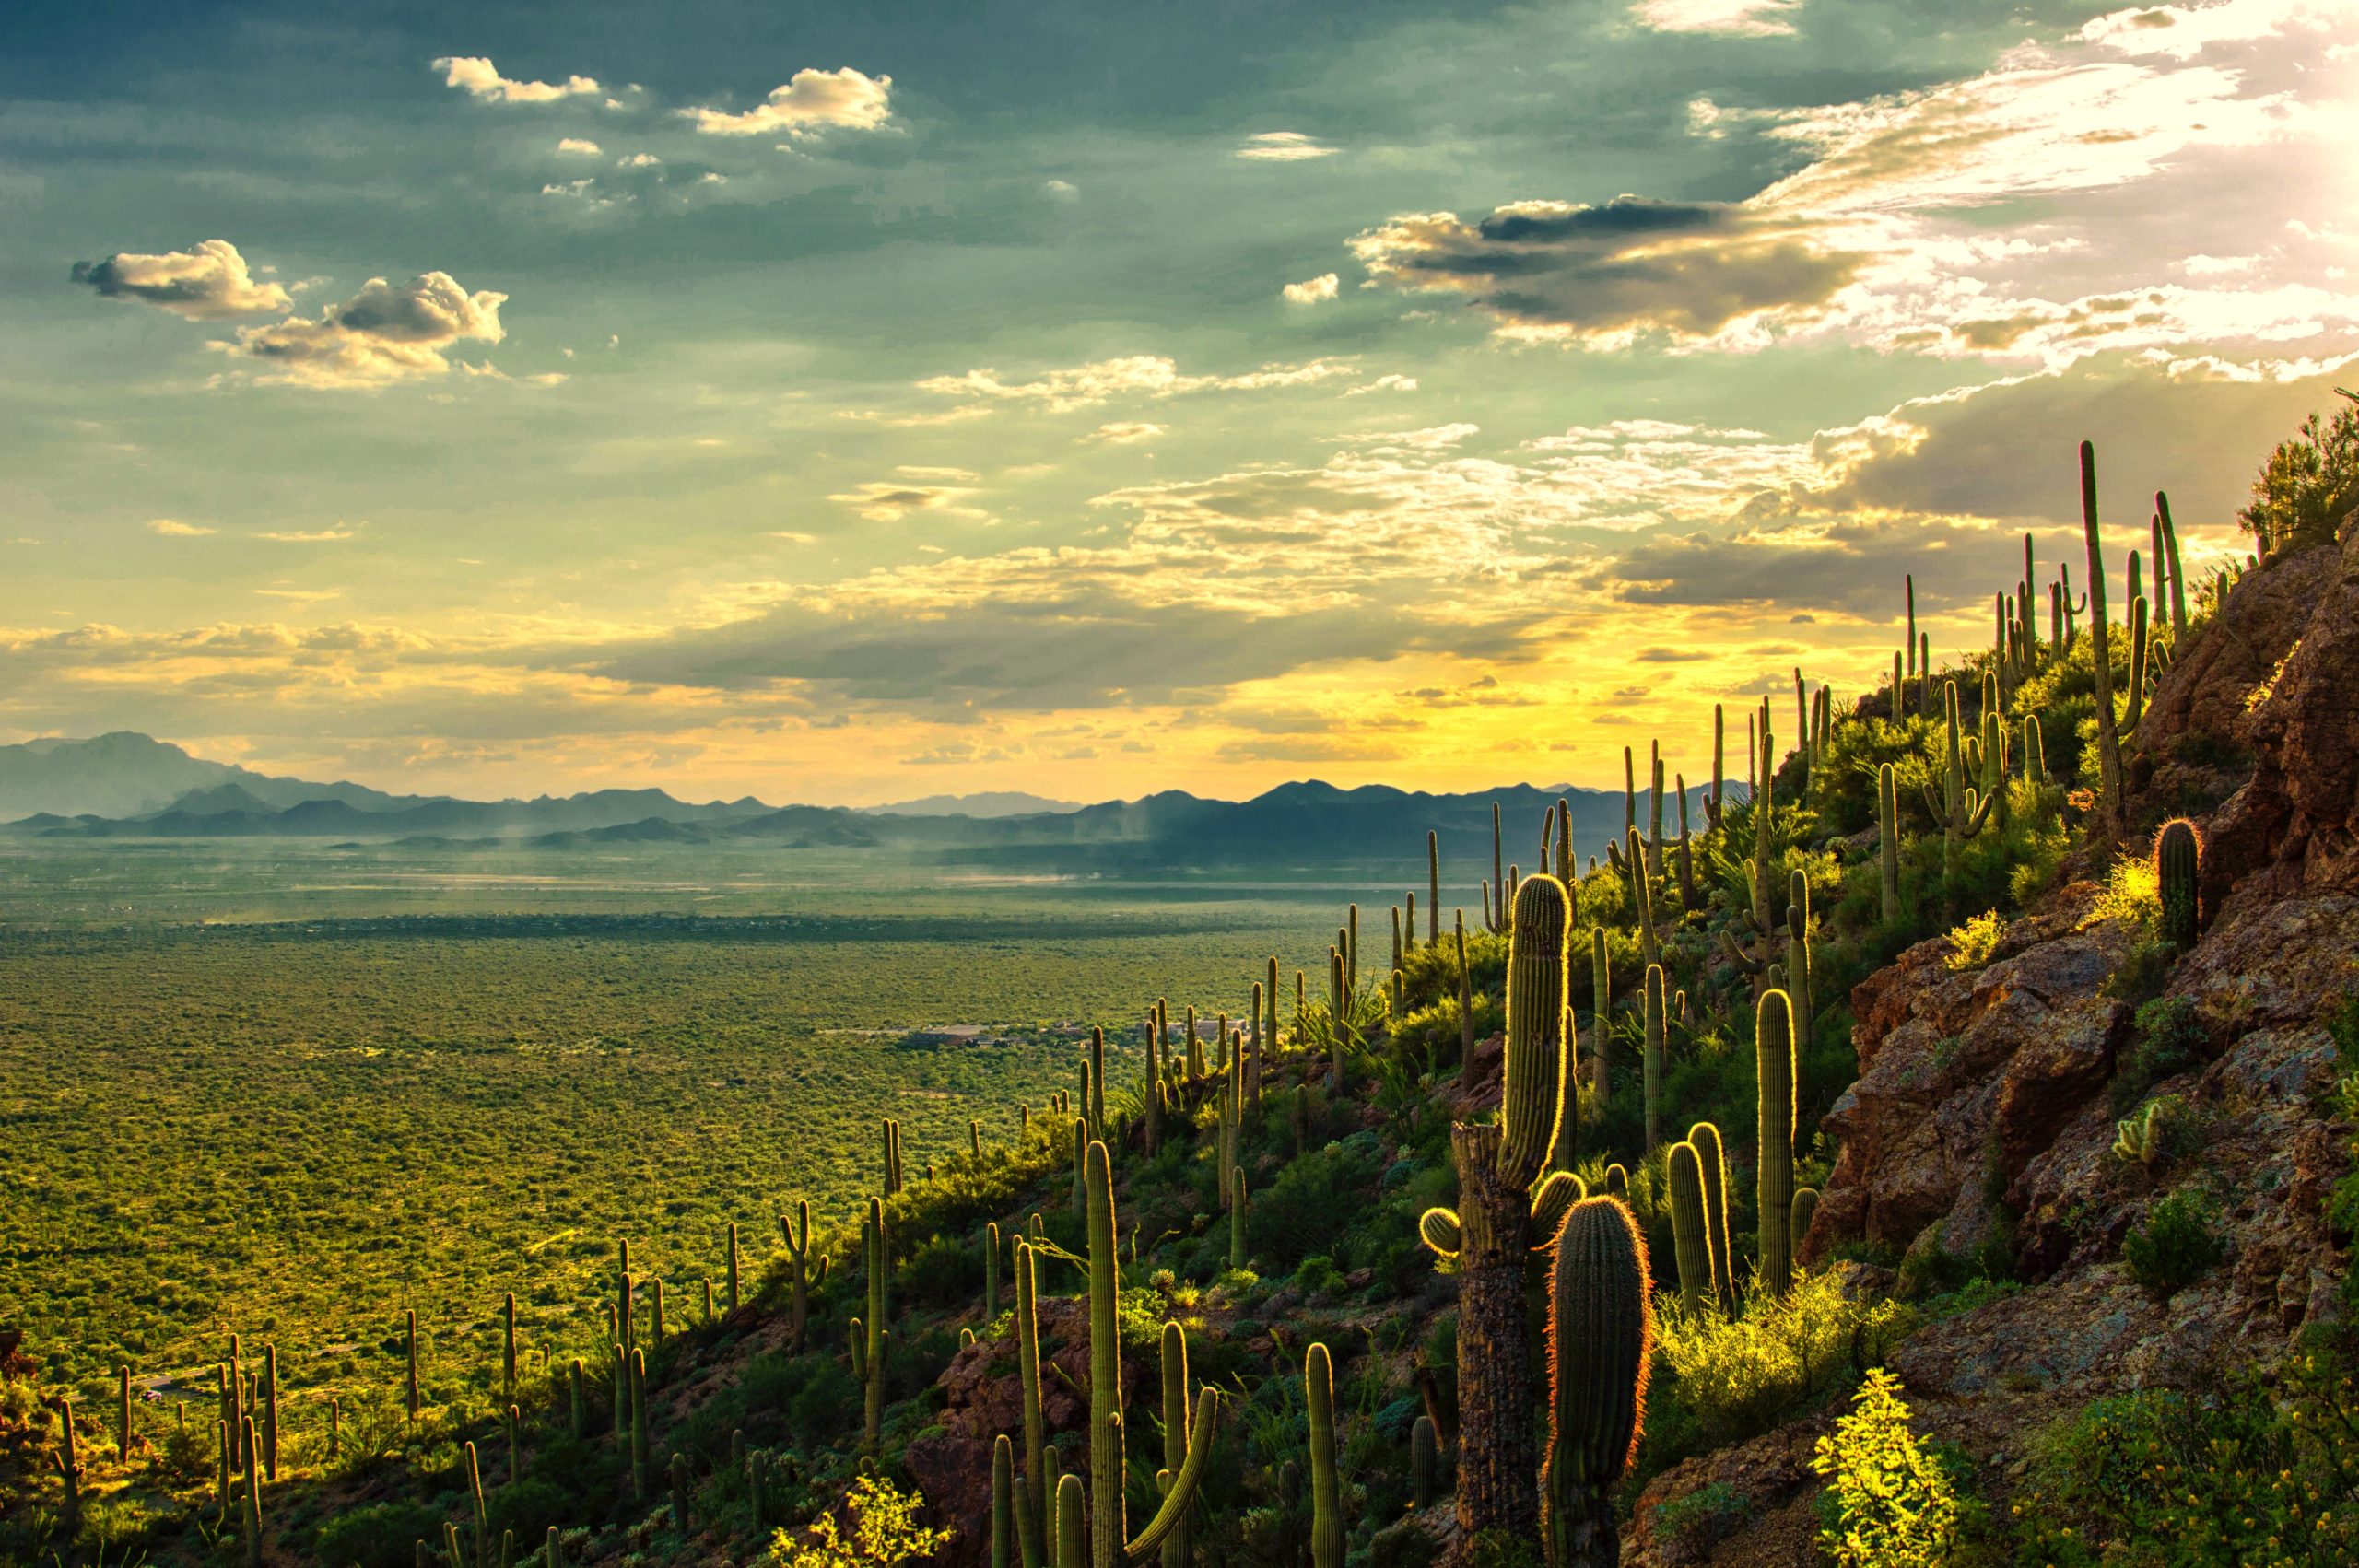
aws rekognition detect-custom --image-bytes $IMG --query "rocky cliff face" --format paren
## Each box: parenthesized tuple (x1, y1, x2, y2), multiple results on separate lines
(1631, 529, 2359, 1565)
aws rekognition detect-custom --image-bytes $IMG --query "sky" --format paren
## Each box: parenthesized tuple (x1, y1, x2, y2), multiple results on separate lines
(2, 0, 2353, 806)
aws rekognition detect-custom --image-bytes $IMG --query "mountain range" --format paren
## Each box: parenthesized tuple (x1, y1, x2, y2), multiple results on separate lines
(0, 732, 1731, 868)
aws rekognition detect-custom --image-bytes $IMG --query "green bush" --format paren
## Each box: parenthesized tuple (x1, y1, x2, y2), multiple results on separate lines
(1650, 1479, 1750, 1559)
(1655, 1268, 1916, 1446)
(2112, 997, 2206, 1112)
(2012, 1337, 2359, 1566)
(314, 1501, 452, 1568)
(1810, 1369, 1959, 1568)
(2123, 1190, 2224, 1300)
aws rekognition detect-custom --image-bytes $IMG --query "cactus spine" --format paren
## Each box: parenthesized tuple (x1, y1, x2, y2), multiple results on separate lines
(1307, 1342, 1344, 1568)
(1543, 1198, 1653, 1568)
(1665, 1141, 1715, 1312)
(2156, 817, 2201, 948)
(1755, 989, 1798, 1297)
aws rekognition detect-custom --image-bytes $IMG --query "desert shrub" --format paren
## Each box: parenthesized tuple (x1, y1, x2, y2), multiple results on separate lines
(2111, 996, 2205, 1111)
(1650, 1479, 1751, 1559)
(486, 1477, 569, 1542)
(1810, 1369, 1959, 1568)
(1655, 1268, 1916, 1446)
(2238, 390, 2359, 554)
(2012, 1337, 2359, 1566)
(2083, 854, 2161, 935)
(896, 1233, 976, 1309)
(2123, 1189, 2224, 1300)
(766, 1474, 953, 1566)
(314, 1500, 452, 1568)
(1942, 910, 2005, 973)
(1248, 1142, 1381, 1270)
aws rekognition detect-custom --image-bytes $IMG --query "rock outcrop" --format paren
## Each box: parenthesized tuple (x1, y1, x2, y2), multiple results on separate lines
(1632, 527, 2358, 1567)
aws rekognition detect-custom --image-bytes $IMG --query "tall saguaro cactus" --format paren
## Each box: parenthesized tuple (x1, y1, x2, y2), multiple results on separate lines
(2082, 440, 2130, 839)
(1876, 763, 1902, 924)
(1015, 1238, 1048, 1549)
(1687, 1121, 1735, 1311)
(859, 1198, 887, 1450)
(2156, 817, 2202, 948)
(1543, 1198, 1653, 1568)
(1419, 872, 1571, 1542)
(1755, 990, 1798, 1297)
(1078, 1140, 1221, 1566)
(1307, 1342, 1344, 1568)
(1642, 965, 1666, 1153)
(1665, 1141, 1714, 1312)
(782, 1201, 819, 1351)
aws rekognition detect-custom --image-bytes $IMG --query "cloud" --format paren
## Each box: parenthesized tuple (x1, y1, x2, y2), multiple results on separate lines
(617, 152, 661, 168)
(71, 240, 291, 321)
(1344, 374, 1419, 396)
(1351, 196, 1864, 348)
(1084, 421, 1166, 445)
(212, 272, 507, 388)
(1238, 132, 1338, 161)
(827, 478, 988, 523)
(1282, 273, 1341, 305)
(1344, 423, 1481, 451)
(916, 354, 1356, 414)
(682, 67, 893, 137)
(255, 525, 362, 543)
(557, 137, 602, 156)
(1631, 0, 1801, 36)
(147, 519, 216, 537)
(433, 56, 599, 104)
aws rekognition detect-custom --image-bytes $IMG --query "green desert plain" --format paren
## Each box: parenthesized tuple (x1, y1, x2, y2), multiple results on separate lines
(0, 837, 1384, 1408)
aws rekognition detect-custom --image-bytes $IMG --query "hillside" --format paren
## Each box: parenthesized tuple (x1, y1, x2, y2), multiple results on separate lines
(2, 450, 2353, 1568)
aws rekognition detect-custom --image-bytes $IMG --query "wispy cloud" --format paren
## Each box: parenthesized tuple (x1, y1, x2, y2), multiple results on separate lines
(1238, 132, 1338, 161)
(1630, 0, 1801, 37)
(147, 519, 216, 537)
(917, 354, 1355, 413)
(255, 525, 362, 543)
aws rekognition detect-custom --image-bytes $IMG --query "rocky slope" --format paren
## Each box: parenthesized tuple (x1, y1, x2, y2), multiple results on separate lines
(1629, 529, 2359, 1564)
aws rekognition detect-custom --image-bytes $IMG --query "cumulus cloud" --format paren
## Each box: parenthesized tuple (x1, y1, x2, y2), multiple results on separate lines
(213, 272, 507, 388)
(433, 56, 599, 104)
(1351, 196, 1865, 348)
(1282, 273, 1340, 305)
(1351, 0, 2359, 360)
(1238, 132, 1338, 161)
(557, 137, 602, 156)
(1041, 179, 1080, 202)
(1344, 374, 1419, 396)
(147, 519, 216, 537)
(682, 67, 893, 136)
(71, 240, 291, 321)
(1631, 0, 1800, 36)
(916, 354, 1356, 414)
(827, 475, 988, 523)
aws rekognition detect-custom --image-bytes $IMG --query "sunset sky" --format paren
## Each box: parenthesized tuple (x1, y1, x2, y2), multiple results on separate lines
(3, 0, 2353, 805)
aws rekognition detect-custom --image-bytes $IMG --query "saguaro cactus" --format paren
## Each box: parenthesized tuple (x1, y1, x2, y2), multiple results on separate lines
(1307, 1342, 1344, 1568)
(1420, 873, 1570, 1542)
(860, 1198, 887, 1450)
(1665, 1141, 1715, 1312)
(1755, 990, 1799, 1297)
(1642, 964, 1666, 1153)
(1078, 1140, 1220, 1566)
(782, 1201, 818, 1351)
(2082, 440, 2130, 839)
(1876, 763, 1902, 924)
(1589, 925, 1611, 1105)
(1159, 1325, 1194, 1568)
(1015, 1238, 1048, 1547)
(2155, 817, 2202, 948)
(1543, 1198, 1653, 1568)
(1412, 1413, 1440, 1508)
(1687, 1121, 1735, 1310)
